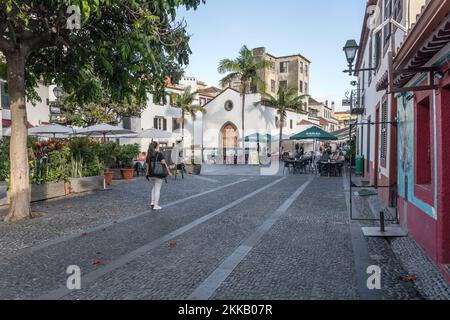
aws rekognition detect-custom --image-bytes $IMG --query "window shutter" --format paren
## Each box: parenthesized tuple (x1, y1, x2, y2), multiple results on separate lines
(163, 118, 167, 131)
(154, 118, 158, 129)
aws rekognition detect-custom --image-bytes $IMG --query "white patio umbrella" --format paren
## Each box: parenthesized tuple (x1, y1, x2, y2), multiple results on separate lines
(28, 124, 75, 138)
(75, 124, 136, 140)
(136, 128, 176, 140)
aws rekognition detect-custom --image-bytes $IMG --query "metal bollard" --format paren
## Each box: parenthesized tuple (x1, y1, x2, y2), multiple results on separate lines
(380, 211, 385, 232)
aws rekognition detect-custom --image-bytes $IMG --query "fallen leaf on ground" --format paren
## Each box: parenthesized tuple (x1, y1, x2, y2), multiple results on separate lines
(92, 259, 102, 266)
(402, 275, 417, 282)
(168, 242, 177, 248)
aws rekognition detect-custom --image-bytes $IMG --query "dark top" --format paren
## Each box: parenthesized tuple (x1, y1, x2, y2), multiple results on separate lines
(320, 152, 330, 162)
(146, 151, 165, 165)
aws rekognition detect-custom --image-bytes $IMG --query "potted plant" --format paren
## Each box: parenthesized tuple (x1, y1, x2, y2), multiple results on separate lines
(119, 144, 140, 180)
(95, 141, 121, 181)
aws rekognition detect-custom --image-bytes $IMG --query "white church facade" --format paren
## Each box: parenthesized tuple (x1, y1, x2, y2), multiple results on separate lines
(126, 76, 327, 165)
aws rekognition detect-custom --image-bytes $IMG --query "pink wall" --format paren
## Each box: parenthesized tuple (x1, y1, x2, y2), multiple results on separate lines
(398, 197, 438, 261)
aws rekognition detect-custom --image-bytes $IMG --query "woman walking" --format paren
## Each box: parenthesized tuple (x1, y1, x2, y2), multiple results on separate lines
(146, 142, 172, 211)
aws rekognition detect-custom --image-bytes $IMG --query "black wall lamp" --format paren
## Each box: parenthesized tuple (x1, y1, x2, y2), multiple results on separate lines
(343, 39, 376, 76)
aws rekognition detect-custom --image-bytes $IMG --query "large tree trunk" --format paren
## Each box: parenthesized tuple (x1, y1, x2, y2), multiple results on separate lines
(4, 53, 32, 222)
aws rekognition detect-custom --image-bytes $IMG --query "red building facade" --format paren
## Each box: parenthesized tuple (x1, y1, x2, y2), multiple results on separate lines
(393, 0, 450, 282)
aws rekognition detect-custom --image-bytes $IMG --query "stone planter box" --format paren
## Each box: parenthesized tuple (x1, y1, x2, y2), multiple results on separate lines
(31, 182, 67, 202)
(0, 177, 104, 206)
(69, 176, 104, 194)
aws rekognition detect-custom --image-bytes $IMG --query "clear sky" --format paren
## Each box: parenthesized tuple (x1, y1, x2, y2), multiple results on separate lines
(177, 0, 367, 111)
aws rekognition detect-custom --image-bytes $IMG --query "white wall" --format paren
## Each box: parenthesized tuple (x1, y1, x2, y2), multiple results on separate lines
(1, 83, 50, 127)
(202, 88, 311, 151)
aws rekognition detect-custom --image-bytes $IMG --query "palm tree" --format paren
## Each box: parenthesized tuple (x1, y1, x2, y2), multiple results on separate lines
(218, 45, 269, 163)
(256, 87, 308, 156)
(172, 87, 206, 162)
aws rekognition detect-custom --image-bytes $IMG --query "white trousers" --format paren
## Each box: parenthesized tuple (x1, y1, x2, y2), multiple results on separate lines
(151, 178, 163, 206)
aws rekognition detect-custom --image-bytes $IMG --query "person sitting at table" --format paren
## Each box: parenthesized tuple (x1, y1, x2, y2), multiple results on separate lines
(320, 150, 330, 162)
(336, 151, 345, 162)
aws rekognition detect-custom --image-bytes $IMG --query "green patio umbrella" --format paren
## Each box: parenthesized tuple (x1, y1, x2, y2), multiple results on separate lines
(239, 133, 273, 143)
(290, 126, 338, 141)
(290, 126, 338, 156)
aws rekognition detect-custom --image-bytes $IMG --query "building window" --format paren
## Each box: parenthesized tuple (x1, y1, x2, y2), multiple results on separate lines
(374, 31, 382, 71)
(172, 118, 181, 132)
(305, 82, 308, 94)
(269, 61, 275, 70)
(299, 81, 303, 93)
(415, 97, 432, 185)
(271, 80, 276, 93)
(300, 62, 304, 74)
(394, 0, 402, 22)
(384, 0, 392, 45)
(305, 64, 308, 76)
(154, 117, 167, 131)
(290, 119, 293, 129)
(224, 100, 234, 111)
(380, 101, 388, 162)
(280, 61, 288, 74)
(199, 97, 207, 106)
(279, 81, 288, 90)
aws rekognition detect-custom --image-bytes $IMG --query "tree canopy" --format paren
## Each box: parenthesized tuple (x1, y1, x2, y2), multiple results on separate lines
(0, 0, 205, 107)
(0, 0, 205, 221)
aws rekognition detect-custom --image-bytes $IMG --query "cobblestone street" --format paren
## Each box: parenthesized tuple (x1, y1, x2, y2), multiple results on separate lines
(0, 168, 446, 300)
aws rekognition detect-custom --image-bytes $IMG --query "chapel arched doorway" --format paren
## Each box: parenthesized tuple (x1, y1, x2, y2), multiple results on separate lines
(220, 122, 238, 164)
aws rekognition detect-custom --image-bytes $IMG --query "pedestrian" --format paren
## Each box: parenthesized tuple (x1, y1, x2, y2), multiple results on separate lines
(299, 144, 304, 157)
(146, 141, 172, 211)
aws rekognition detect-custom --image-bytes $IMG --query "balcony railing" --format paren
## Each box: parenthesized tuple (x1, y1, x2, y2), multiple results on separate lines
(349, 89, 365, 115)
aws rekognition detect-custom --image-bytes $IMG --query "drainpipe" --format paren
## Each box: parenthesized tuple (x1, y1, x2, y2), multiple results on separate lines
(432, 87, 438, 219)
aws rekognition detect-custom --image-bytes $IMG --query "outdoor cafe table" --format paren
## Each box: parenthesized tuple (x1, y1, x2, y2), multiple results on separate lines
(285, 158, 311, 174)
(318, 161, 344, 177)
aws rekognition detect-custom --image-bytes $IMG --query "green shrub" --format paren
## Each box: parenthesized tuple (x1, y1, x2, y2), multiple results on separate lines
(119, 144, 140, 169)
(0, 139, 10, 181)
(68, 138, 105, 177)
(95, 141, 121, 169)
(47, 147, 71, 182)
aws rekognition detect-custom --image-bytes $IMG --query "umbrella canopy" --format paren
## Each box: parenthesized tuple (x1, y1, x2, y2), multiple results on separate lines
(75, 124, 136, 138)
(136, 128, 176, 140)
(239, 133, 273, 143)
(272, 134, 292, 142)
(290, 126, 338, 141)
(28, 124, 75, 137)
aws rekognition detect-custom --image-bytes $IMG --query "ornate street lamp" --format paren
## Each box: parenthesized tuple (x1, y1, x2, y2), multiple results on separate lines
(343, 40, 359, 75)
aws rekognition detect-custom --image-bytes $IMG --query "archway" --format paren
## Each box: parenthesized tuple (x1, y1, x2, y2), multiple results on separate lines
(220, 122, 238, 164)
